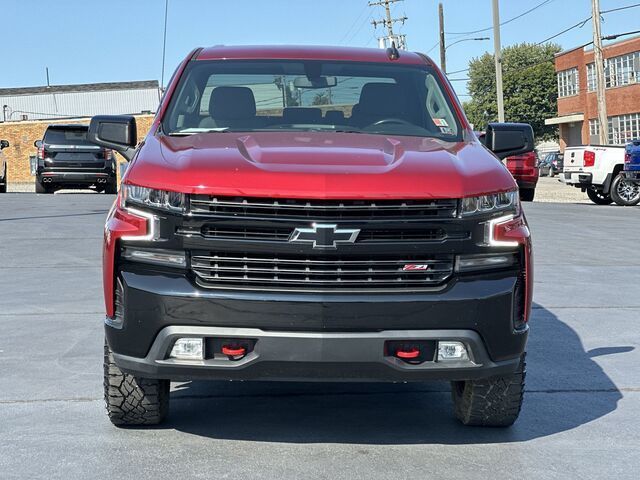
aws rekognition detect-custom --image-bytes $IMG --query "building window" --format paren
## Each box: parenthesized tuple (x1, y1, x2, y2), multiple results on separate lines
(586, 51, 640, 91)
(606, 51, 640, 88)
(586, 63, 596, 91)
(558, 68, 579, 97)
(589, 113, 640, 145)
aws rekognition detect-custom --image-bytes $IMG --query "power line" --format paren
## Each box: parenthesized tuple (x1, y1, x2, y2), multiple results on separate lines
(602, 29, 640, 41)
(601, 2, 640, 14)
(445, 0, 554, 36)
(536, 15, 591, 45)
(338, 3, 370, 45)
(345, 15, 375, 45)
(439, 2, 639, 77)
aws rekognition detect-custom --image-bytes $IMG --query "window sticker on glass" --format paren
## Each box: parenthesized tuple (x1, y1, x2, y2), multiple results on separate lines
(433, 118, 449, 127)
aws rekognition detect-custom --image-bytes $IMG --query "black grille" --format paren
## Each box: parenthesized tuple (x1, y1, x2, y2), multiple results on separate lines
(190, 253, 454, 292)
(189, 195, 458, 219)
(177, 225, 453, 243)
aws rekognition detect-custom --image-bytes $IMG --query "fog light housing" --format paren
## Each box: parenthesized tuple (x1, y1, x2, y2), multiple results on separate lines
(122, 247, 186, 268)
(437, 341, 469, 361)
(455, 253, 516, 272)
(170, 338, 203, 360)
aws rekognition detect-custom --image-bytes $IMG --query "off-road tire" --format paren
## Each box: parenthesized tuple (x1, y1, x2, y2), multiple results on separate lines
(104, 341, 169, 426)
(610, 174, 640, 206)
(520, 188, 535, 202)
(451, 354, 526, 427)
(586, 186, 612, 205)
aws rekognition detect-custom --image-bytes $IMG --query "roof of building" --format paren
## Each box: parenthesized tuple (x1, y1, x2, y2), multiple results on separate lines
(0, 80, 159, 97)
(196, 45, 430, 66)
(555, 34, 640, 57)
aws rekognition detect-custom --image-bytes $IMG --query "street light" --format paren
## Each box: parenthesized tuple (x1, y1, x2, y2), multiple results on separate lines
(440, 37, 489, 75)
(445, 37, 490, 51)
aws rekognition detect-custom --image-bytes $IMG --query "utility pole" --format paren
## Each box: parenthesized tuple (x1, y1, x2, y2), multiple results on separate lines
(370, 0, 408, 49)
(492, 0, 505, 122)
(592, 0, 608, 144)
(439, 3, 446, 74)
(161, 0, 169, 92)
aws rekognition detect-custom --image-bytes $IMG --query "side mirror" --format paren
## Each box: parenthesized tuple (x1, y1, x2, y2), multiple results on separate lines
(34, 140, 42, 148)
(88, 115, 137, 161)
(484, 123, 534, 160)
(0, 139, 9, 150)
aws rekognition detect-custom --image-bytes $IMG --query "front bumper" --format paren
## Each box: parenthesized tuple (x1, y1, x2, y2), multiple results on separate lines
(106, 267, 528, 382)
(113, 325, 523, 382)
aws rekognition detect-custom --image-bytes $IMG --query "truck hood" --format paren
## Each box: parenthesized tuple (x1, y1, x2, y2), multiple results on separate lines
(125, 131, 516, 199)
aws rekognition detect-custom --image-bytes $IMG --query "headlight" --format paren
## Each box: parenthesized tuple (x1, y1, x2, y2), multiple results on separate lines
(460, 190, 519, 216)
(121, 184, 185, 213)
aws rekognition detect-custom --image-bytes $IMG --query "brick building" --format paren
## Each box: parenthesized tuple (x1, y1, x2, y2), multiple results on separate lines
(0, 115, 154, 184)
(545, 35, 640, 150)
(0, 80, 160, 184)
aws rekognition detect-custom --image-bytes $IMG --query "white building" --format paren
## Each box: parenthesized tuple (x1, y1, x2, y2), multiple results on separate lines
(0, 81, 161, 122)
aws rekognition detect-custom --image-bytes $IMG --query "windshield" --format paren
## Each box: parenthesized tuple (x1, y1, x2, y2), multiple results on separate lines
(162, 60, 462, 140)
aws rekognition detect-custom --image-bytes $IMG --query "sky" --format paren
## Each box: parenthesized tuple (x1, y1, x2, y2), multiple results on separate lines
(1, 0, 639, 100)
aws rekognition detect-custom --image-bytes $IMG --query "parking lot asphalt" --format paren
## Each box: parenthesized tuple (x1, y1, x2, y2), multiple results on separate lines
(0, 193, 639, 480)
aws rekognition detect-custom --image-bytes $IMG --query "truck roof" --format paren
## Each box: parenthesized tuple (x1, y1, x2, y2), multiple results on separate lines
(196, 45, 431, 66)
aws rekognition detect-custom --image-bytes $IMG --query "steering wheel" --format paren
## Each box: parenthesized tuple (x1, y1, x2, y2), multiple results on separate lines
(370, 118, 414, 127)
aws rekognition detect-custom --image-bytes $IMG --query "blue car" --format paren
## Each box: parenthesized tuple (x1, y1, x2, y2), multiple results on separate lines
(616, 140, 640, 206)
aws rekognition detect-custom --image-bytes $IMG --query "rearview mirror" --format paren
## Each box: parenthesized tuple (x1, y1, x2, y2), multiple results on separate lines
(34, 140, 42, 148)
(88, 115, 137, 161)
(0, 139, 9, 150)
(293, 76, 337, 89)
(484, 123, 534, 159)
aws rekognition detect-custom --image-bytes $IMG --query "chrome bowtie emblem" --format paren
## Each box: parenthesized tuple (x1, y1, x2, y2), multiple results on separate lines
(290, 223, 360, 249)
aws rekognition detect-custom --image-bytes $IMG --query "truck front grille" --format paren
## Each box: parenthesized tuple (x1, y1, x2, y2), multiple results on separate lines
(189, 195, 458, 219)
(177, 225, 453, 243)
(190, 253, 454, 292)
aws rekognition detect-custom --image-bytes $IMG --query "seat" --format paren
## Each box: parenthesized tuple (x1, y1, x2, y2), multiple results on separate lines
(282, 107, 323, 124)
(199, 86, 262, 129)
(350, 83, 411, 127)
(324, 110, 345, 124)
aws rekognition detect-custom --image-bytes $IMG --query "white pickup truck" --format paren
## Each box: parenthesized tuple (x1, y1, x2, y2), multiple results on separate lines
(562, 145, 640, 205)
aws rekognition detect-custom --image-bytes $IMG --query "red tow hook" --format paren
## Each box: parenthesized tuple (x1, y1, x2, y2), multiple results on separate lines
(395, 348, 420, 360)
(222, 345, 247, 360)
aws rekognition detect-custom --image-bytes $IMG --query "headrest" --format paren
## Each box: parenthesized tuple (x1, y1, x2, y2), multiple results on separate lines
(209, 86, 257, 119)
(283, 107, 322, 124)
(357, 82, 407, 117)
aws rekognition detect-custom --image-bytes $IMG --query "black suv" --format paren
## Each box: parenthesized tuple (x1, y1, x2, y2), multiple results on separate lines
(35, 124, 117, 194)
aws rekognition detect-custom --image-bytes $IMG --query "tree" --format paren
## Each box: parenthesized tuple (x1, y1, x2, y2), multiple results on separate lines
(312, 92, 331, 106)
(463, 43, 561, 140)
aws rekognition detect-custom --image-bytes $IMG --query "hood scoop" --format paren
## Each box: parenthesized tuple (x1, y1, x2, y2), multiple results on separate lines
(235, 134, 405, 168)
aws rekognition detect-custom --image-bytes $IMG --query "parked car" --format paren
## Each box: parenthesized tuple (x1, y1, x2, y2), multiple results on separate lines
(89, 45, 534, 428)
(562, 145, 638, 205)
(539, 152, 563, 177)
(34, 124, 117, 194)
(505, 151, 538, 201)
(0, 139, 8, 193)
(618, 139, 640, 206)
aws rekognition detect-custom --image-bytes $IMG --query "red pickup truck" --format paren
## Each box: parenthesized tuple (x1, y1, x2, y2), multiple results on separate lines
(89, 45, 534, 427)
(506, 151, 539, 202)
